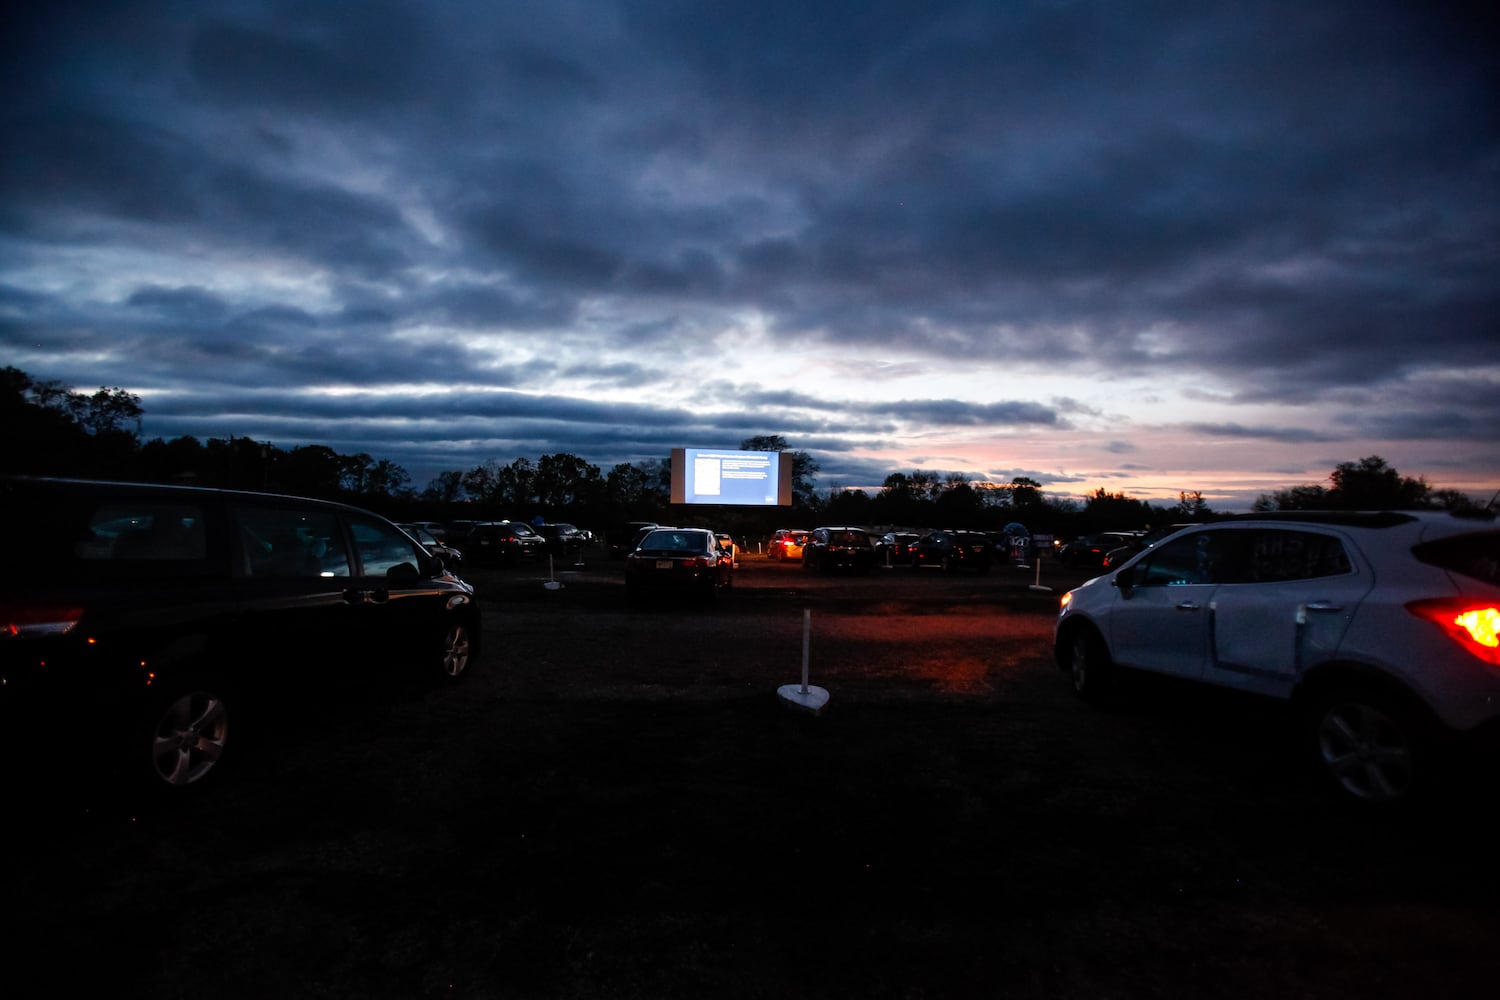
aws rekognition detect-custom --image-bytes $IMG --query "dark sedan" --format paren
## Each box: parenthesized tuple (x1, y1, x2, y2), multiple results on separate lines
(803, 527, 877, 574)
(911, 530, 994, 574)
(624, 527, 733, 603)
(464, 520, 543, 566)
(1058, 531, 1141, 570)
(876, 531, 921, 565)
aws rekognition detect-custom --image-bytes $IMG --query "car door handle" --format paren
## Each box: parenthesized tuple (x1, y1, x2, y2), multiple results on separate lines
(342, 589, 365, 605)
(1297, 600, 1344, 624)
(1175, 601, 1202, 611)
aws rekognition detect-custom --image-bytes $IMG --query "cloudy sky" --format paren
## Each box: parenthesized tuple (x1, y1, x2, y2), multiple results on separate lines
(3, 0, 1497, 509)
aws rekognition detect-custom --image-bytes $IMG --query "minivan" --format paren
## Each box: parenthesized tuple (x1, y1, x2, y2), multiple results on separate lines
(1, 476, 482, 796)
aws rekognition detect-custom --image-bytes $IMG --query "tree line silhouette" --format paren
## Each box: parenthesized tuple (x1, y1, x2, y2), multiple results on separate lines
(3, 366, 1485, 543)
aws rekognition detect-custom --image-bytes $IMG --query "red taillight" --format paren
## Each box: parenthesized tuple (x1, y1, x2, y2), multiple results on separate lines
(1, 605, 85, 638)
(1407, 599, 1500, 665)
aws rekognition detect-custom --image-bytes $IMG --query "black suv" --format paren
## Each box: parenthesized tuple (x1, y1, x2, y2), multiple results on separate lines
(463, 520, 543, 565)
(911, 530, 994, 573)
(535, 522, 587, 558)
(803, 527, 877, 574)
(0, 476, 482, 796)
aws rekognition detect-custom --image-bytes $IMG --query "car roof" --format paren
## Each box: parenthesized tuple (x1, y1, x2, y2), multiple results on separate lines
(1226, 509, 1495, 539)
(1151, 511, 1499, 566)
(3, 473, 378, 518)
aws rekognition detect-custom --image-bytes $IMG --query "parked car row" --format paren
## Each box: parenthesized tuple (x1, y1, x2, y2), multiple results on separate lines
(391, 520, 600, 569)
(759, 527, 1004, 575)
(766, 527, 998, 575)
(13, 475, 1492, 813)
(1057, 531, 1143, 570)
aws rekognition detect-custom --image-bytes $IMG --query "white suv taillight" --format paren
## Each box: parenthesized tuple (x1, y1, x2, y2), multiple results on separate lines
(1407, 599, 1500, 666)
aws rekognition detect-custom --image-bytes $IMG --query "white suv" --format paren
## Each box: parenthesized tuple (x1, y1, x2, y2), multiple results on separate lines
(1054, 511, 1500, 805)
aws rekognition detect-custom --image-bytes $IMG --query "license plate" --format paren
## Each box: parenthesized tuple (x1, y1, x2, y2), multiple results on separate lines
(656, 560, 674, 569)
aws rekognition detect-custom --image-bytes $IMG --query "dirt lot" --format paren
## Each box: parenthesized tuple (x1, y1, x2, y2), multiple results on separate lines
(6, 553, 1498, 998)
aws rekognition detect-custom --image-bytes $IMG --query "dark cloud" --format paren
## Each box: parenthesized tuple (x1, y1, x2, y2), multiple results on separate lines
(2, 0, 1496, 505)
(1182, 423, 1340, 445)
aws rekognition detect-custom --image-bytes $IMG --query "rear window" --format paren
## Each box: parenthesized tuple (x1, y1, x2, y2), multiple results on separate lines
(1414, 532, 1500, 586)
(77, 503, 208, 561)
(641, 530, 708, 551)
(5, 484, 217, 580)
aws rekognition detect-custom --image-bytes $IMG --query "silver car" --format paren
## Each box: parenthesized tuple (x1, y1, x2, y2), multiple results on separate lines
(1054, 511, 1500, 806)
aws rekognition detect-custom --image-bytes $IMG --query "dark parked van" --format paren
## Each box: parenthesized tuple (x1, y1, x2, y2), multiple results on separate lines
(0, 476, 482, 796)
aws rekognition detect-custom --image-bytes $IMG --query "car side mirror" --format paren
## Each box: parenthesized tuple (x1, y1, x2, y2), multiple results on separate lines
(387, 561, 420, 585)
(1113, 565, 1135, 597)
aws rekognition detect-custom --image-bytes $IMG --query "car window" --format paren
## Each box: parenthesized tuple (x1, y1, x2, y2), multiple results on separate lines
(77, 503, 208, 562)
(1413, 532, 1500, 586)
(238, 507, 350, 578)
(1237, 529, 1352, 583)
(347, 515, 425, 577)
(1133, 532, 1233, 586)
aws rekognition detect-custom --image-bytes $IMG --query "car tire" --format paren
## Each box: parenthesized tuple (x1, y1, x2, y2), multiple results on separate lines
(1066, 628, 1112, 703)
(1302, 685, 1431, 807)
(143, 677, 233, 792)
(439, 620, 474, 682)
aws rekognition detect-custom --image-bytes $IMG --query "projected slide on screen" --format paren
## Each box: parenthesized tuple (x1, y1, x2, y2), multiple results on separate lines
(670, 448, 793, 506)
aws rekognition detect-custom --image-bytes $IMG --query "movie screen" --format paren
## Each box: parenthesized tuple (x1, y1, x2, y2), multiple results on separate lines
(670, 448, 792, 506)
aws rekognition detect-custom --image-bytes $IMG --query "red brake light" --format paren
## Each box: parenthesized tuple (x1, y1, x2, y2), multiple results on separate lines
(1407, 599, 1500, 665)
(2, 605, 85, 638)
